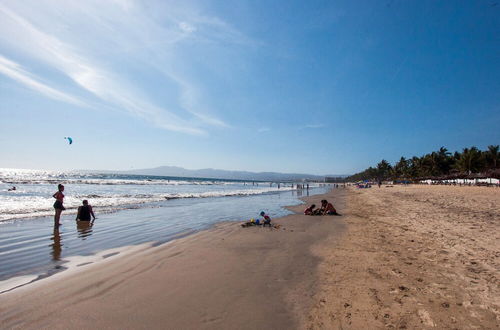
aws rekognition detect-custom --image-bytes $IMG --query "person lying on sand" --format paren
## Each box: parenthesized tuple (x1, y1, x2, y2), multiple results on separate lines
(320, 199, 340, 215)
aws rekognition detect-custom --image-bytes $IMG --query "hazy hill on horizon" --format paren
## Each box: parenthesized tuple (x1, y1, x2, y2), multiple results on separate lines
(115, 165, 345, 182)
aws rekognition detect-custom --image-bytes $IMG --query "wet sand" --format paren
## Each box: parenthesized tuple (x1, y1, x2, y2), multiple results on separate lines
(307, 185, 499, 329)
(0, 189, 346, 329)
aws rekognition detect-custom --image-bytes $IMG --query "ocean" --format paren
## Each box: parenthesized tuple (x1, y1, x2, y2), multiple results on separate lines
(0, 168, 330, 290)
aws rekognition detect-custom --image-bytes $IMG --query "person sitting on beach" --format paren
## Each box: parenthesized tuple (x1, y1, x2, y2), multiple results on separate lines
(260, 211, 272, 227)
(320, 199, 339, 215)
(304, 204, 316, 215)
(75, 200, 95, 222)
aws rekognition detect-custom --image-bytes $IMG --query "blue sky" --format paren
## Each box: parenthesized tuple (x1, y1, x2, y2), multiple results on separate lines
(0, 0, 498, 175)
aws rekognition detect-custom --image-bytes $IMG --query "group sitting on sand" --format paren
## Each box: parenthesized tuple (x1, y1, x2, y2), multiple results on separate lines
(304, 199, 340, 216)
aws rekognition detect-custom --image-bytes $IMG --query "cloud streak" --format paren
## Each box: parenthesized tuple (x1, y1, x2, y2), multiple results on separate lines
(0, 55, 85, 107)
(0, 0, 248, 135)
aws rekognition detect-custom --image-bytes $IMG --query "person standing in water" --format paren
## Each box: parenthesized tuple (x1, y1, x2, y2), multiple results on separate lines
(52, 184, 65, 227)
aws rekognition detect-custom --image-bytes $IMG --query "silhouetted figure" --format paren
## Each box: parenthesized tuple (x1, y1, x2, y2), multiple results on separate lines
(52, 184, 65, 227)
(75, 200, 96, 222)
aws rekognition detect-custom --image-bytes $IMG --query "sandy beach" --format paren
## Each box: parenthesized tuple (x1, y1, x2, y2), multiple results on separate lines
(0, 189, 346, 329)
(307, 185, 499, 329)
(1, 186, 499, 329)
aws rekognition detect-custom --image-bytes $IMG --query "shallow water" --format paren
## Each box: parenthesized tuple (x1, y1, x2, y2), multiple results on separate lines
(0, 187, 328, 287)
(0, 168, 300, 222)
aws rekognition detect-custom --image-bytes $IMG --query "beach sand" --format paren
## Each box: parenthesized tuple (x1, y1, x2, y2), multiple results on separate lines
(1, 186, 498, 329)
(307, 185, 499, 329)
(0, 189, 346, 329)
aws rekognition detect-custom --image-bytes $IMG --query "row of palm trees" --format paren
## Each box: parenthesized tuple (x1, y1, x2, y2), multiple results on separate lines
(346, 145, 500, 182)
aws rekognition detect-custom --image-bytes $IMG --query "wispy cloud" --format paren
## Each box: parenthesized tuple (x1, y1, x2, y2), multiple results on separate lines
(0, 55, 85, 107)
(0, 0, 249, 135)
(258, 127, 271, 132)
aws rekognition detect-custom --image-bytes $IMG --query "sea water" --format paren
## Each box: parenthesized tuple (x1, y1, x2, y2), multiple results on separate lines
(0, 168, 330, 286)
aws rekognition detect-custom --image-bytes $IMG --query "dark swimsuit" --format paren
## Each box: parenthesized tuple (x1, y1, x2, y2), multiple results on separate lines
(78, 205, 91, 221)
(53, 200, 65, 210)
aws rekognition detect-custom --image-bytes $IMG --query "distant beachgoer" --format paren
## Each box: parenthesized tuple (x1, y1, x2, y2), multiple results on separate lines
(304, 204, 316, 215)
(53, 184, 65, 226)
(260, 211, 272, 227)
(75, 200, 95, 222)
(320, 199, 339, 215)
(8, 186, 16, 191)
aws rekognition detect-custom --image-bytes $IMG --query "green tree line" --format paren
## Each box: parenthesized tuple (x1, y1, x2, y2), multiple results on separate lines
(346, 145, 500, 182)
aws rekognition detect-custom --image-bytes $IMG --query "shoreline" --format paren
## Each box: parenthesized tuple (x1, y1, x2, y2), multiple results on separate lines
(0, 187, 328, 286)
(0, 188, 346, 329)
(3, 185, 496, 329)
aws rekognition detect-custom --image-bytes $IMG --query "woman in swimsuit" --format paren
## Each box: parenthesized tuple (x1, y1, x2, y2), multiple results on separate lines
(53, 184, 65, 226)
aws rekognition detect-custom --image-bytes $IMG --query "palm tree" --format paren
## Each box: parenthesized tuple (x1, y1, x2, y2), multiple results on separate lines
(345, 145, 497, 182)
(436, 147, 452, 174)
(394, 157, 409, 179)
(486, 145, 499, 169)
(456, 147, 482, 174)
(376, 159, 392, 180)
(409, 156, 423, 178)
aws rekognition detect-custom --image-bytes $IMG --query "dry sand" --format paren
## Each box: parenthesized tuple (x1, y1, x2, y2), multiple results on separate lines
(1, 186, 498, 330)
(307, 185, 499, 329)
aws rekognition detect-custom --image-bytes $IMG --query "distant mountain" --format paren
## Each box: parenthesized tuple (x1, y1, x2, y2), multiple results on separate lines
(115, 165, 344, 182)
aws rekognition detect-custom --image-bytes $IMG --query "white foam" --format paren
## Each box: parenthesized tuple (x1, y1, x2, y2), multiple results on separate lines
(0, 168, 317, 222)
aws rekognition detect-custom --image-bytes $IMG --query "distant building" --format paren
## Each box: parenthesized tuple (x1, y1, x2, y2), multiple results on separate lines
(325, 176, 345, 183)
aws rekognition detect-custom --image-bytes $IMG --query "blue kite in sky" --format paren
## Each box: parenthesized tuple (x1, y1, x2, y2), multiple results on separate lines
(64, 137, 73, 145)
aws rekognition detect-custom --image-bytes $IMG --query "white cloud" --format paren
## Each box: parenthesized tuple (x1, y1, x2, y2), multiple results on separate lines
(0, 0, 248, 135)
(179, 22, 196, 33)
(0, 55, 85, 107)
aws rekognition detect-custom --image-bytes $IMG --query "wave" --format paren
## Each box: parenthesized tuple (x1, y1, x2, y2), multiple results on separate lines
(0, 187, 297, 222)
(0, 168, 256, 186)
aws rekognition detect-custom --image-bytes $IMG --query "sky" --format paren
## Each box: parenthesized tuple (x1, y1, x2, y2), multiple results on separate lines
(0, 0, 498, 175)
